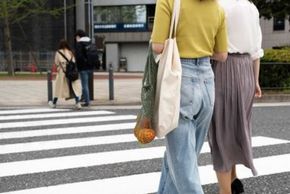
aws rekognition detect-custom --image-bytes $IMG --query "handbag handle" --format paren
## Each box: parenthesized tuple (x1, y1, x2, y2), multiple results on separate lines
(169, 0, 180, 39)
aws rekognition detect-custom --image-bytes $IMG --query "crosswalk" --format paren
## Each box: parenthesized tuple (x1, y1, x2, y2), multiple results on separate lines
(0, 108, 289, 194)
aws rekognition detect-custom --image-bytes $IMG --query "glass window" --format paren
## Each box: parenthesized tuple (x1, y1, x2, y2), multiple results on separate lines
(94, 5, 146, 24)
(94, 5, 147, 32)
(273, 17, 285, 31)
(94, 6, 121, 24)
(121, 5, 146, 23)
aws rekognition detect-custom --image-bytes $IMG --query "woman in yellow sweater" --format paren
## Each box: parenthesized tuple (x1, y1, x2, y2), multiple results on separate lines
(151, 0, 228, 193)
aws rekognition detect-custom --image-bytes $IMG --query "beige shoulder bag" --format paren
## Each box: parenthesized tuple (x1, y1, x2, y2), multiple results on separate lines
(154, 0, 182, 138)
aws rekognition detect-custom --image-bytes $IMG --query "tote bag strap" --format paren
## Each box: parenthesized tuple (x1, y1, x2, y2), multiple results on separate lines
(169, 0, 180, 39)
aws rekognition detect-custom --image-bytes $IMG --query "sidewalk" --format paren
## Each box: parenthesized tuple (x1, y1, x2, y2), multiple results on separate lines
(0, 72, 290, 107)
(0, 72, 143, 107)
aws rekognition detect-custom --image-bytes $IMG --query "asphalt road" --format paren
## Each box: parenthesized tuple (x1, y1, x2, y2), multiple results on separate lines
(0, 105, 289, 194)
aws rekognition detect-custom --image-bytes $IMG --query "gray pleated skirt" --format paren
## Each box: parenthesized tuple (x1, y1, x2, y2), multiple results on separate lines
(208, 54, 257, 176)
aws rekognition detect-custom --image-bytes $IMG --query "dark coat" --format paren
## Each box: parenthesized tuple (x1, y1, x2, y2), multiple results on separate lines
(75, 37, 94, 71)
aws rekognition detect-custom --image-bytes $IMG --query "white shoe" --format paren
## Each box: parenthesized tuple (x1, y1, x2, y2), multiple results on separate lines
(75, 102, 82, 110)
(48, 101, 56, 108)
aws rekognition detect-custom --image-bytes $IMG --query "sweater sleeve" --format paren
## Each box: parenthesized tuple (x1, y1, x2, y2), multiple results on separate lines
(214, 8, 228, 53)
(151, 0, 172, 43)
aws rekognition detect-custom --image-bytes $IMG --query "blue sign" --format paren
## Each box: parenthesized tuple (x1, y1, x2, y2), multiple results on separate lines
(94, 23, 147, 32)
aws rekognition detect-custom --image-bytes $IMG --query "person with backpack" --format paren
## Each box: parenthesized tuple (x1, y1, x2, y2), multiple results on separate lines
(74, 29, 95, 107)
(48, 39, 82, 109)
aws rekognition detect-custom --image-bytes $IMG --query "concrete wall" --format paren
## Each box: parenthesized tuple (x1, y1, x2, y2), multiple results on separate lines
(260, 18, 290, 48)
(106, 43, 119, 71)
(120, 43, 148, 71)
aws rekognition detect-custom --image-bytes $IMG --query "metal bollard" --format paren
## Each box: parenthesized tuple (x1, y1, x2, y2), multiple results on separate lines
(47, 70, 53, 102)
(108, 63, 114, 100)
(89, 70, 94, 100)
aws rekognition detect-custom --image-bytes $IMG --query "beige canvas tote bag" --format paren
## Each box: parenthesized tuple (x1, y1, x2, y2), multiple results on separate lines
(154, 0, 182, 138)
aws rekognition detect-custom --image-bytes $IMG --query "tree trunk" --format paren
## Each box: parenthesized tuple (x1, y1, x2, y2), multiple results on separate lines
(3, 1, 14, 76)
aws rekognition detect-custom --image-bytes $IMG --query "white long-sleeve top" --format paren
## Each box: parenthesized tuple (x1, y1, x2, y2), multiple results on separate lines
(219, 0, 264, 60)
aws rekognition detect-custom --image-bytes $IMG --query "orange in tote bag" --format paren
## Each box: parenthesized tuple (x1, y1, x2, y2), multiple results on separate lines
(154, 0, 182, 138)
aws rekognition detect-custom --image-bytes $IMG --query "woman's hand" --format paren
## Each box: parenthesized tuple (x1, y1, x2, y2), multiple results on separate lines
(211, 52, 228, 62)
(254, 82, 262, 98)
(152, 43, 164, 54)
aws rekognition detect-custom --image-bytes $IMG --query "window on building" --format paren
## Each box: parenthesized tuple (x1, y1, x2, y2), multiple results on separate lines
(147, 4, 156, 31)
(273, 17, 285, 31)
(94, 5, 147, 32)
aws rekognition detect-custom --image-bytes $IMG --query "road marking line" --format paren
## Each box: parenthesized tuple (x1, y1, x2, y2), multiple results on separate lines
(0, 147, 166, 177)
(0, 109, 69, 115)
(0, 136, 288, 177)
(2, 154, 290, 194)
(0, 135, 288, 155)
(253, 102, 290, 107)
(0, 111, 114, 121)
(0, 123, 135, 140)
(0, 115, 136, 129)
(0, 134, 137, 154)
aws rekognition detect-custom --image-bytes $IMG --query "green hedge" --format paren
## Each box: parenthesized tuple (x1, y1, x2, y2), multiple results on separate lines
(260, 48, 290, 89)
(261, 48, 290, 63)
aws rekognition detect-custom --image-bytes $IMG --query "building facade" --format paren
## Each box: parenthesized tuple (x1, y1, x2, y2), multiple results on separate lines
(92, 0, 290, 71)
(92, 0, 156, 71)
(260, 17, 290, 49)
(1, 1, 289, 72)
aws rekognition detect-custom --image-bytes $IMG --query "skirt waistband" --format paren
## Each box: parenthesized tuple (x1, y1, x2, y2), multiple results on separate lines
(228, 53, 249, 56)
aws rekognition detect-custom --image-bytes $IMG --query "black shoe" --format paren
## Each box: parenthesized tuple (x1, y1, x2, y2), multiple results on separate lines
(82, 103, 90, 107)
(231, 178, 244, 194)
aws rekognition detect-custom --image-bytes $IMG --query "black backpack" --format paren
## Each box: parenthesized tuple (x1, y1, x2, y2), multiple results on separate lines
(58, 51, 79, 81)
(84, 43, 100, 69)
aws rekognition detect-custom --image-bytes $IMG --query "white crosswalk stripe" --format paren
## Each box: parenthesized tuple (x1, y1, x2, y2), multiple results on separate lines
(0, 108, 69, 115)
(0, 110, 114, 121)
(0, 108, 289, 194)
(3, 154, 290, 194)
(0, 115, 136, 129)
(0, 123, 135, 139)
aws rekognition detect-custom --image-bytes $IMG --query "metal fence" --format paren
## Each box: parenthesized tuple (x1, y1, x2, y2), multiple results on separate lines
(0, 51, 55, 72)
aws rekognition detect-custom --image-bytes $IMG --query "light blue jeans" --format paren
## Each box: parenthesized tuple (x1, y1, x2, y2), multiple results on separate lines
(79, 70, 92, 104)
(157, 57, 215, 194)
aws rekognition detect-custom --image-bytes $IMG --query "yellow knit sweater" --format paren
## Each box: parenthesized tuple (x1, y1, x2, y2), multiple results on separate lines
(151, 0, 228, 58)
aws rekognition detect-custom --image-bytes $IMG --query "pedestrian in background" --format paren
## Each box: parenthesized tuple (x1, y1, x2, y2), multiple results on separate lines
(74, 30, 94, 107)
(151, 0, 228, 193)
(208, 0, 263, 193)
(48, 39, 82, 109)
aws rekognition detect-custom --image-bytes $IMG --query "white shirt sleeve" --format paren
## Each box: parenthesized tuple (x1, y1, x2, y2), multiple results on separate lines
(250, 7, 264, 60)
(219, 0, 264, 60)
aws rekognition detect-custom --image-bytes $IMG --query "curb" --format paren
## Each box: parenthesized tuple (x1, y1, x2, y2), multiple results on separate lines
(254, 94, 290, 103)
